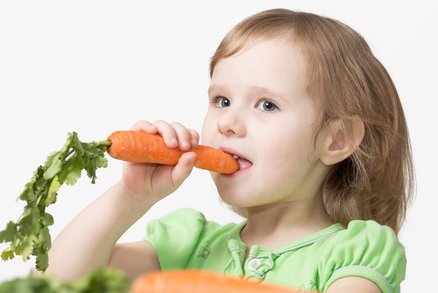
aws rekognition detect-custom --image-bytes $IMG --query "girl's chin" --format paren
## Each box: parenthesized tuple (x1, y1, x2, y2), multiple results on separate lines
(218, 194, 256, 210)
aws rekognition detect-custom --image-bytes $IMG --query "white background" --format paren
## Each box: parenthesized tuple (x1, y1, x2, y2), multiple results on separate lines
(0, 1, 436, 292)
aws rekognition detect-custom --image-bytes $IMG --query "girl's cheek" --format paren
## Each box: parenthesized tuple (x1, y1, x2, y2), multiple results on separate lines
(201, 116, 216, 144)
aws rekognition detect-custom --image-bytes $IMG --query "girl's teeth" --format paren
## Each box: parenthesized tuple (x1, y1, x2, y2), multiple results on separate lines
(233, 155, 239, 159)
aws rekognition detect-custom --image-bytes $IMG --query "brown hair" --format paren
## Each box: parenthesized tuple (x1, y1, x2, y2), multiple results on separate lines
(210, 9, 414, 234)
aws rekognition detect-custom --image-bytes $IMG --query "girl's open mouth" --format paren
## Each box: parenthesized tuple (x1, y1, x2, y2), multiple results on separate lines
(220, 147, 253, 176)
(232, 154, 253, 171)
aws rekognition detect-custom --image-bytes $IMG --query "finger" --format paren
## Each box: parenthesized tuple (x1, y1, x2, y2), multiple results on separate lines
(130, 120, 158, 134)
(188, 129, 200, 147)
(153, 120, 178, 148)
(171, 122, 193, 151)
(170, 152, 196, 189)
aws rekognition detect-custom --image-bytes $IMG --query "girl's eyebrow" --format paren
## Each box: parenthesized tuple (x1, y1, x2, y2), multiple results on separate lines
(208, 84, 287, 102)
(252, 85, 287, 102)
(207, 84, 223, 96)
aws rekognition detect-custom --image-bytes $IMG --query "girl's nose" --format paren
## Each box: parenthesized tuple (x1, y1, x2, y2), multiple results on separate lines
(217, 109, 246, 137)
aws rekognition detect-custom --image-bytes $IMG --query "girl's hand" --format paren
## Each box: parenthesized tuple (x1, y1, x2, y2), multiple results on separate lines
(118, 120, 199, 206)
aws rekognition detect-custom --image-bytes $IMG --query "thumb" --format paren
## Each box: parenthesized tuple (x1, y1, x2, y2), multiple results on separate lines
(170, 152, 197, 190)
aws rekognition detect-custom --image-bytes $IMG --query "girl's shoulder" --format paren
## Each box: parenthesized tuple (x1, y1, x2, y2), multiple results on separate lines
(316, 219, 406, 293)
(322, 219, 405, 259)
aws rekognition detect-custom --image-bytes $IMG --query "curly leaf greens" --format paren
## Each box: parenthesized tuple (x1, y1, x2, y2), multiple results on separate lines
(0, 132, 111, 271)
(0, 267, 129, 293)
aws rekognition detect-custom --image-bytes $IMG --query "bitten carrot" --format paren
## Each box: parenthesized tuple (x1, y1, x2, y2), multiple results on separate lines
(107, 130, 239, 174)
(130, 270, 301, 293)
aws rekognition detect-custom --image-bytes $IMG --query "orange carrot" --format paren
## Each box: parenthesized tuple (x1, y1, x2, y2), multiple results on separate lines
(130, 270, 301, 293)
(107, 130, 239, 174)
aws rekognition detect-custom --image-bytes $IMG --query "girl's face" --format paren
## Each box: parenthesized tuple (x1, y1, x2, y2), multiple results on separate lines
(202, 38, 327, 209)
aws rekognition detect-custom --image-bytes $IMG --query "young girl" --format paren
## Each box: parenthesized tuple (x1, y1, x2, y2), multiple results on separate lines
(46, 9, 414, 293)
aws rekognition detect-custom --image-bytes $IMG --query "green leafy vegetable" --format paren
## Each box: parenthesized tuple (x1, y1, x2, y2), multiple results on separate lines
(0, 132, 111, 271)
(0, 267, 129, 293)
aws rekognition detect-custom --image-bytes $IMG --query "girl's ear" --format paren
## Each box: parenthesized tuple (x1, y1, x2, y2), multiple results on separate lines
(319, 116, 365, 166)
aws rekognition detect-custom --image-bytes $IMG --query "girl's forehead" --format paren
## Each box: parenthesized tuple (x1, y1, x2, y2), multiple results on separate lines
(213, 36, 308, 73)
(212, 38, 308, 81)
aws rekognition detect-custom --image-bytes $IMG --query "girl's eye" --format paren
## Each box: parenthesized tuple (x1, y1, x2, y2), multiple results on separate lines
(214, 96, 230, 108)
(256, 98, 279, 112)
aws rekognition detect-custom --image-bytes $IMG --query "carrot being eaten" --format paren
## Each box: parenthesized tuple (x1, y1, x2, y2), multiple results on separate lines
(130, 270, 301, 293)
(107, 130, 239, 174)
(0, 130, 239, 271)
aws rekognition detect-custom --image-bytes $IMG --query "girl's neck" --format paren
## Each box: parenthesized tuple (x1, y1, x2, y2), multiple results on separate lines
(240, 196, 332, 249)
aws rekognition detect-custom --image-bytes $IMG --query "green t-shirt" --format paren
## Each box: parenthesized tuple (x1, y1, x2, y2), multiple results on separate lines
(145, 208, 406, 292)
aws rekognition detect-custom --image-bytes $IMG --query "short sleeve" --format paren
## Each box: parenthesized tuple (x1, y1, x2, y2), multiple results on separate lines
(319, 220, 406, 293)
(144, 208, 206, 270)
